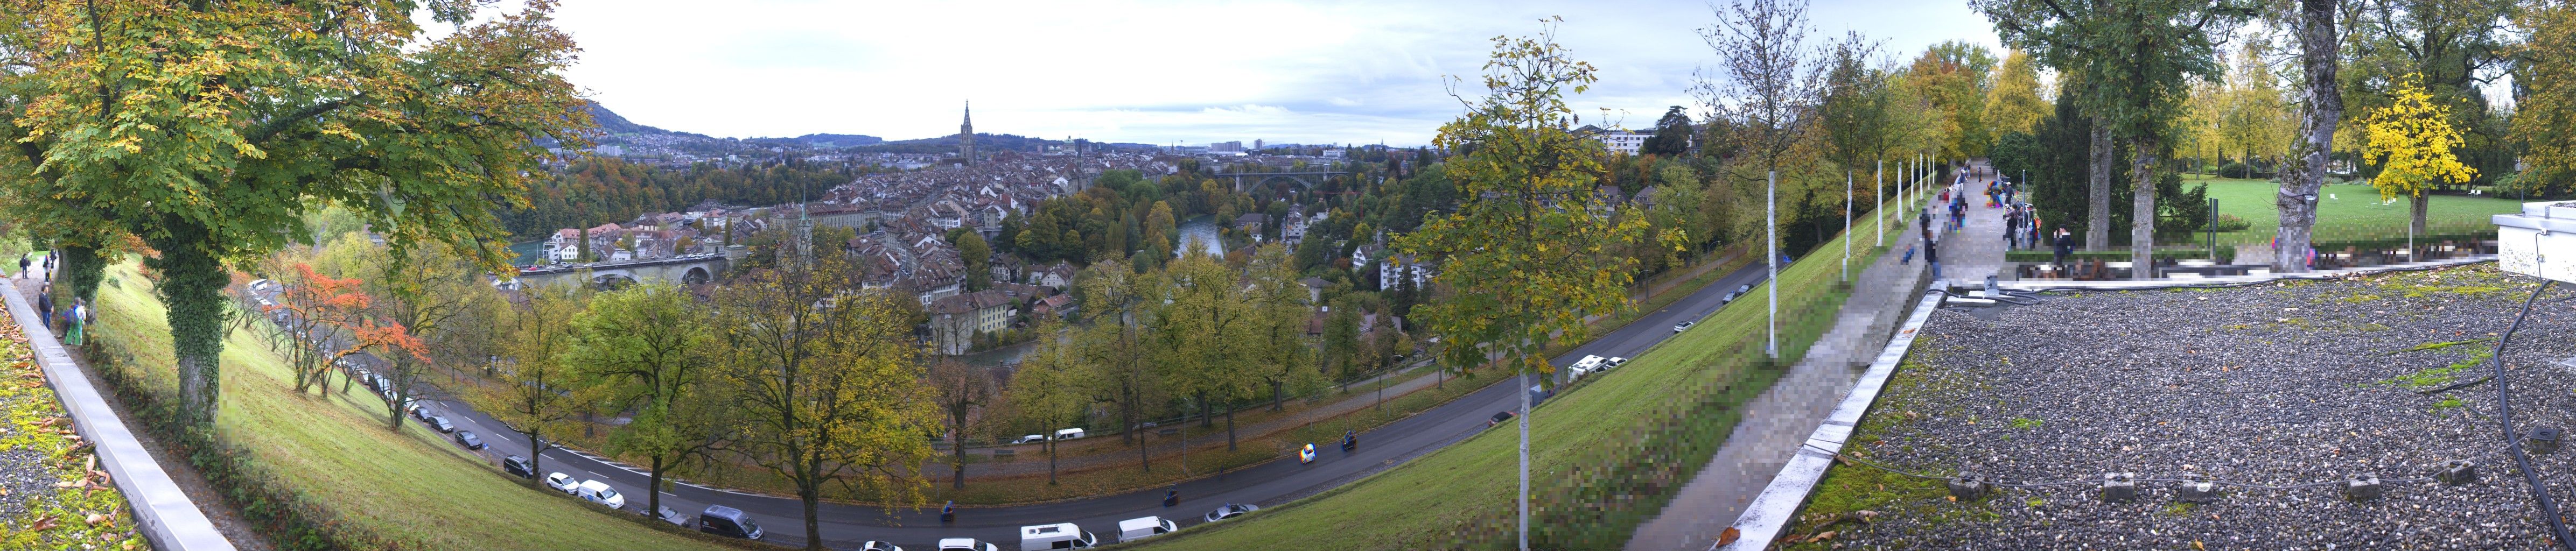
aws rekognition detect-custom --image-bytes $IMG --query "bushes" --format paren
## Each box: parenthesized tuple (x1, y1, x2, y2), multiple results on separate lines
(2218, 162, 2255, 179)
(2212, 214, 2252, 232)
(2003, 249, 2230, 263)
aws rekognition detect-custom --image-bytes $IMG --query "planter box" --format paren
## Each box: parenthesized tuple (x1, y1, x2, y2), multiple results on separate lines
(2494, 201, 2576, 284)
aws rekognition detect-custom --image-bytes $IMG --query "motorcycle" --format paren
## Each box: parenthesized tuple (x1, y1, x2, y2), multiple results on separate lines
(939, 501, 955, 523)
(1340, 430, 1356, 452)
(1163, 488, 1179, 507)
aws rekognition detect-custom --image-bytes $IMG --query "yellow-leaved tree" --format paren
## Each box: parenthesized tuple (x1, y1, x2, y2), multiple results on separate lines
(2362, 73, 2476, 236)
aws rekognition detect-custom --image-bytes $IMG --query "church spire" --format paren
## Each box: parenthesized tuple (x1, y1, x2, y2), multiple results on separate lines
(958, 101, 976, 166)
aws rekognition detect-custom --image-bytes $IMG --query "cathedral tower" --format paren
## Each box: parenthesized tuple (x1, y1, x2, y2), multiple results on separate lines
(959, 101, 976, 166)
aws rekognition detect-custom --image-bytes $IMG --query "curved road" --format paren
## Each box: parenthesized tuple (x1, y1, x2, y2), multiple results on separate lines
(305, 258, 1772, 549)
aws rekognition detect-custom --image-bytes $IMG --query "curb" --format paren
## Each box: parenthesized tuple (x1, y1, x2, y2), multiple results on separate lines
(1717, 289, 1945, 551)
(1, 284, 236, 551)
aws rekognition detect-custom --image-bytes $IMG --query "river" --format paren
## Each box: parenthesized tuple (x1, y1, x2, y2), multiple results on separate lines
(1176, 217, 1224, 258)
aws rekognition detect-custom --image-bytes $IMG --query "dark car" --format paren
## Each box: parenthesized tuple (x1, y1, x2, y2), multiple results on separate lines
(454, 430, 486, 450)
(502, 455, 535, 479)
(1203, 503, 1258, 522)
(699, 504, 765, 540)
(1488, 411, 1516, 427)
(428, 415, 455, 433)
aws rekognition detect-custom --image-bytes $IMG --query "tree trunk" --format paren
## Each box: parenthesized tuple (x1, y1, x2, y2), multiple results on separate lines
(2132, 140, 2160, 280)
(2088, 119, 2114, 251)
(151, 224, 228, 425)
(648, 456, 666, 520)
(2276, 0, 2341, 273)
(2411, 192, 2430, 238)
(800, 483, 822, 551)
(1271, 380, 1284, 412)
(528, 433, 546, 479)
(1226, 401, 1237, 452)
(952, 409, 969, 489)
(1047, 439, 1058, 485)
(1198, 391, 1213, 428)
(58, 244, 105, 303)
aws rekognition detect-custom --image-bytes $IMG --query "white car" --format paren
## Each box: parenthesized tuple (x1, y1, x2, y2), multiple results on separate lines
(1604, 357, 1628, 369)
(576, 479, 625, 510)
(544, 472, 578, 493)
(1297, 443, 1318, 464)
(936, 538, 999, 551)
(1011, 434, 1046, 444)
(1672, 320, 1696, 333)
(1203, 503, 1258, 522)
(1117, 516, 1179, 542)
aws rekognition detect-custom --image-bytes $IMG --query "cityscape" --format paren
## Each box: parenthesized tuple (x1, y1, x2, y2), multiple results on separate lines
(1, 1, 2573, 551)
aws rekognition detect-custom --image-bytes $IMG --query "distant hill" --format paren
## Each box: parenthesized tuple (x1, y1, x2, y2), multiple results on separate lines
(586, 102, 715, 138)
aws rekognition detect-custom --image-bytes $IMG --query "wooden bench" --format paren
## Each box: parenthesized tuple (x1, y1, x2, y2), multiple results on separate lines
(992, 448, 1015, 458)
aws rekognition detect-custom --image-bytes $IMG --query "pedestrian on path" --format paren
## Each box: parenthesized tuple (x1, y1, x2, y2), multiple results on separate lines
(42, 251, 53, 282)
(1926, 236, 1942, 283)
(2053, 228, 2076, 277)
(35, 283, 52, 331)
(16, 253, 25, 279)
(64, 298, 85, 346)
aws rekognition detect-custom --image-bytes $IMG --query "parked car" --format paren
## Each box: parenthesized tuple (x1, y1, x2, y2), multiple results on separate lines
(501, 455, 535, 479)
(575, 479, 625, 510)
(859, 542, 903, 551)
(1012, 434, 1047, 444)
(407, 402, 431, 420)
(1488, 411, 1516, 427)
(545, 472, 579, 493)
(1117, 516, 1179, 543)
(698, 504, 765, 540)
(649, 505, 687, 527)
(1672, 320, 1696, 333)
(1203, 503, 1258, 522)
(428, 415, 455, 433)
(1053, 428, 1086, 440)
(453, 430, 485, 450)
(937, 538, 1000, 551)
(1017, 522, 1097, 550)
(1605, 356, 1628, 369)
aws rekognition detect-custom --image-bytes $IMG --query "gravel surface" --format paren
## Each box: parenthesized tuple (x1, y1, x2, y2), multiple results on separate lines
(1806, 264, 2576, 550)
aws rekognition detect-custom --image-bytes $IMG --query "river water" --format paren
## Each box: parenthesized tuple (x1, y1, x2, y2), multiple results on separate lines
(1177, 217, 1224, 258)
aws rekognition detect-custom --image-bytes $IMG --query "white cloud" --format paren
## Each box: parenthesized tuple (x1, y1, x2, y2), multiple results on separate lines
(547, 0, 1999, 146)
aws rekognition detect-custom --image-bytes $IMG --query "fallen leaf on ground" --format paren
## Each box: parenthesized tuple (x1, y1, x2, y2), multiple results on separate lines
(1717, 527, 1740, 546)
(30, 515, 57, 531)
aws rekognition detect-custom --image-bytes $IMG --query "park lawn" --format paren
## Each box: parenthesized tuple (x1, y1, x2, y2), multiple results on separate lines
(2185, 176, 2526, 246)
(87, 261, 740, 551)
(1129, 196, 1895, 550)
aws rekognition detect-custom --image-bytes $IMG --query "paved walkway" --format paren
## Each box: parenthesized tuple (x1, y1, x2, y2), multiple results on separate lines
(1625, 166, 1959, 550)
(1935, 160, 2012, 289)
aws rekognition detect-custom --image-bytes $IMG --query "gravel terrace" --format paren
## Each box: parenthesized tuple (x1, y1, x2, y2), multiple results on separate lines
(1791, 263, 2576, 550)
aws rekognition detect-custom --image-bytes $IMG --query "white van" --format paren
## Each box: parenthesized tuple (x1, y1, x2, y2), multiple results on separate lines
(1017, 522, 1097, 550)
(1566, 355, 1606, 380)
(1117, 516, 1179, 542)
(1053, 428, 1085, 441)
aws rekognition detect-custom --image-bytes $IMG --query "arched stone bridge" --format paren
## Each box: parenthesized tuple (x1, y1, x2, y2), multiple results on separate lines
(1217, 171, 1345, 193)
(503, 253, 729, 289)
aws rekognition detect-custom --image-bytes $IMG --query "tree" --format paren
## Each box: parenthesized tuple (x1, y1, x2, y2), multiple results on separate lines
(566, 281, 724, 519)
(355, 242, 489, 432)
(2274, 0, 2346, 272)
(480, 277, 587, 479)
(259, 262, 398, 394)
(2361, 74, 2475, 236)
(957, 231, 993, 292)
(1697, 0, 1821, 178)
(1005, 320, 1084, 485)
(1978, 0, 2257, 276)
(1818, 32, 1894, 173)
(715, 256, 940, 550)
(1075, 260, 1163, 471)
(0, 2, 590, 423)
(1243, 246, 1320, 412)
(1984, 49, 2050, 136)
(1640, 107, 1696, 157)
(1395, 19, 1671, 550)
(928, 359, 995, 489)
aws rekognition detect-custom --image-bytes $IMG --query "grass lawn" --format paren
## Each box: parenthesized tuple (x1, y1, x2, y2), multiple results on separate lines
(1130, 195, 1895, 550)
(86, 261, 741, 551)
(2184, 176, 2526, 246)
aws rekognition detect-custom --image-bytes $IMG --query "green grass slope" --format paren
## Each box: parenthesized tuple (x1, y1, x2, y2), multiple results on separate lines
(2187, 176, 2525, 246)
(1131, 209, 1892, 550)
(87, 262, 736, 551)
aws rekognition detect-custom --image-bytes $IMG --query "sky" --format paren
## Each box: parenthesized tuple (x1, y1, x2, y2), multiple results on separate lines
(544, 0, 2002, 147)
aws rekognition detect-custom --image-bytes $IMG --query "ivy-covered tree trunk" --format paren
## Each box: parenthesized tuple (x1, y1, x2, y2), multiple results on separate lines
(57, 244, 106, 303)
(148, 220, 229, 425)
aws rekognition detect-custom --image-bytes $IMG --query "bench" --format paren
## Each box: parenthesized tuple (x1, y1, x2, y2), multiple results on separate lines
(992, 448, 1015, 458)
(1157, 427, 1180, 437)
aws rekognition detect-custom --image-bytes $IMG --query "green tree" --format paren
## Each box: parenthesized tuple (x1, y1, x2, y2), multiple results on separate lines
(2361, 74, 2476, 235)
(484, 279, 589, 482)
(928, 359, 994, 489)
(567, 281, 725, 518)
(1640, 107, 1696, 157)
(1394, 20, 1671, 549)
(2511, 2, 2576, 197)
(1984, 49, 2050, 136)
(715, 256, 940, 550)
(0, 2, 590, 423)
(1979, 0, 2257, 277)
(1004, 320, 1084, 484)
(957, 231, 993, 291)
(1075, 260, 1164, 471)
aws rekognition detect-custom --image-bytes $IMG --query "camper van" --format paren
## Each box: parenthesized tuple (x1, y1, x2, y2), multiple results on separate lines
(1018, 522, 1097, 550)
(1117, 517, 1179, 542)
(1052, 428, 1086, 441)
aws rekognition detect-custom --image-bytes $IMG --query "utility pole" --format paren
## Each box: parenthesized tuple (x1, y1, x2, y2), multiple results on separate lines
(1844, 171, 1852, 281)
(1766, 171, 1778, 359)
(1876, 159, 1884, 248)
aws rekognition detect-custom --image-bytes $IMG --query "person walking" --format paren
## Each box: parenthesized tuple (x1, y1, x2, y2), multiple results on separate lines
(42, 251, 53, 282)
(34, 283, 52, 332)
(64, 298, 85, 346)
(1926, 235, 1942, 284)
(16, 253, 26, 279)
(2053, 228, 2076, 278)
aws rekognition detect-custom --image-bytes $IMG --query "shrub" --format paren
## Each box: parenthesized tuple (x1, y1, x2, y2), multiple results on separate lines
(2213, 214, 2252, 232)
(2217, 162, 2255, 179)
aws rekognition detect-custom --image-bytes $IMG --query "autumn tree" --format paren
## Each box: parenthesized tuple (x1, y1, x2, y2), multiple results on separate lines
(0, 1, 591, 423)
(568, 281, 726, 518)
(1394, 19, 1671, 550)
(1984, 49, 2050, 136)
(1005, 320, 1085, 485)
(1075, 260, 1164, 472)
(2362, 74, 2475, 236)
(1978, 0, 2257, 277)
(957, 232, 993, 292)
(2510, 2, 2576, 199)
(1242, 245, 1321, 412)
(715, 256, 940, 550)
(259, 263, 400, 394)
(485, 279, 589, 481)
(928, 359, 994, 489)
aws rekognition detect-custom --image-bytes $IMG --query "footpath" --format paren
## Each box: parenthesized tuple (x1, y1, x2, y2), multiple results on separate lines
(1627, 163, 1997, 550)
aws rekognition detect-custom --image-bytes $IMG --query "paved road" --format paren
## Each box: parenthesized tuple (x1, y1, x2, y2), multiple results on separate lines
(263, 258, 1773, 550)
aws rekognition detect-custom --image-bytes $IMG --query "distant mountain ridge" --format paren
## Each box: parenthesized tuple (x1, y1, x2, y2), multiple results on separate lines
(584, 102, 1153, 151)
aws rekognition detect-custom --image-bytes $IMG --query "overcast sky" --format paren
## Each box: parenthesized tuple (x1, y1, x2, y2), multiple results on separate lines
(548, 1, 2000, 146)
